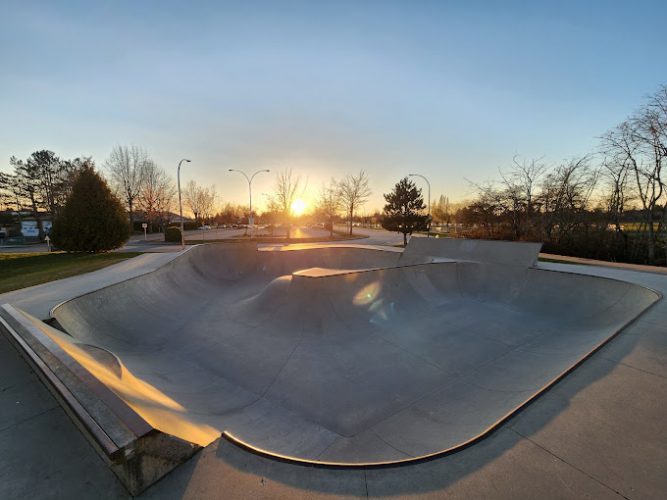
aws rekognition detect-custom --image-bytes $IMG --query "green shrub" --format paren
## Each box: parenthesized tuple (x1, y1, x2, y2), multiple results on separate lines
(165, 226, 181, 243)
(50, 166, 130, 252)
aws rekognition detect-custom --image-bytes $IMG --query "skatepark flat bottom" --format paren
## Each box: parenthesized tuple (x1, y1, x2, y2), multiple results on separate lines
(43, 241, 658, 464)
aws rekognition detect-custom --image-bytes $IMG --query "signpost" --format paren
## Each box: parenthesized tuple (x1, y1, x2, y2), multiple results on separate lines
(142, 223, 148, 240)
(45, 235, 51, 252)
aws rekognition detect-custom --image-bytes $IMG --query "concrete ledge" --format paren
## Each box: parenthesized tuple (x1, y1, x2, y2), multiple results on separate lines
(539, 252, 667, 274)
(0, 304, 200, 495)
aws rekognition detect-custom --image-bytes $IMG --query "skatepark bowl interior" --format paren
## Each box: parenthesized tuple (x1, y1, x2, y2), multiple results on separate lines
(0, 238, 660, 494)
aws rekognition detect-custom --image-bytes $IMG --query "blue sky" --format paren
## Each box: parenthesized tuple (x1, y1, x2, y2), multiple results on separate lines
(2, 0, 666, 211)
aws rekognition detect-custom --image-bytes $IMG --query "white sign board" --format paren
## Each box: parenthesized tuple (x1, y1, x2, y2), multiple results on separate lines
(21, 221, 39, 237)
(21, 220, 52, 237)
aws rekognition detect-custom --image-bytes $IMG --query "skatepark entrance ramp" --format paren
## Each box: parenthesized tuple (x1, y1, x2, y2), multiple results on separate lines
(2, 239, 659, 489)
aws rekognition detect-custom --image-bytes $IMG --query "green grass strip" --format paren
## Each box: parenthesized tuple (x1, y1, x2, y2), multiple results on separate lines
(0, 252, 142, 294)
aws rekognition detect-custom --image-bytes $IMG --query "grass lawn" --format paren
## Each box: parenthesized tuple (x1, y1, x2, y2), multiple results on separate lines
(0, 252, 142, 294)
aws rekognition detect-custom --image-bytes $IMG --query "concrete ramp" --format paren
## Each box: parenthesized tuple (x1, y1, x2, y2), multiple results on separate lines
(401, 237, 542, 267)
(20, 241, 658, 467)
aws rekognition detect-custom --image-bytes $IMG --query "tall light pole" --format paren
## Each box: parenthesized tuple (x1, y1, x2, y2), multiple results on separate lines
(409, 173, 431, 238)
(177, 158, 191, 248)
(228, 169, 270, 229)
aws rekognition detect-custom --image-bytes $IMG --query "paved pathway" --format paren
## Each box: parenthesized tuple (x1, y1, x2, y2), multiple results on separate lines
(0, 251, 183, 319)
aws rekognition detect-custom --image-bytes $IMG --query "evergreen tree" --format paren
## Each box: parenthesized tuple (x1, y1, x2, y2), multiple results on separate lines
(51, 166, 130, 252)
(381, 177, 429, 245)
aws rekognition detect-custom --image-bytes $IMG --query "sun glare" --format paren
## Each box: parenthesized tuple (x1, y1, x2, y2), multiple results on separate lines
(291, 198, 307, 216)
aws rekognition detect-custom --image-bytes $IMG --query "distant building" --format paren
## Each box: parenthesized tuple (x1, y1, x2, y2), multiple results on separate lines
(169, 214, 193, 224)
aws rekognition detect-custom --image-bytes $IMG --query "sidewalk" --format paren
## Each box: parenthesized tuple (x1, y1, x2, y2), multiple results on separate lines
(0, 251, 184, 320)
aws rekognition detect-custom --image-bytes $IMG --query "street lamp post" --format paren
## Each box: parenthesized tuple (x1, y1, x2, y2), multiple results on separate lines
(228, 169, 270, 231)
(177, 158, 191, 248)
(409, 173, 431, 238)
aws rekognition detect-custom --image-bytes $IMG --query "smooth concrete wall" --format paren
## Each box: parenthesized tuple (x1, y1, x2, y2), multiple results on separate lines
(400, 237, 543, 267)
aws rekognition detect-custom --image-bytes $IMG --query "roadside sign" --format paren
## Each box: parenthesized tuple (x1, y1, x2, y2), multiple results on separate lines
(142, 223, 148, 240)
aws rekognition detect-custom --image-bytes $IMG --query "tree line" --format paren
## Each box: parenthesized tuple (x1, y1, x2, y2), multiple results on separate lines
(0, 145, 216, 237)
(448, 85, 667, 265)
(5, 85, 664, 263)
(1, 145, 378, 242)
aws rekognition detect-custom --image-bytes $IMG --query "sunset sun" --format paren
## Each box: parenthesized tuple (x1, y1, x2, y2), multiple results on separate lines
(290, 198, 307, 216)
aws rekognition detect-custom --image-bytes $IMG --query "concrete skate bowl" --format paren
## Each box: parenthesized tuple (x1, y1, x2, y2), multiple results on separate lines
(40, 241, 662, 465)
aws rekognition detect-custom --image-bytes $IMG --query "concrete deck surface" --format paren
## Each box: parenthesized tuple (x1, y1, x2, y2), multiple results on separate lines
(1, 244, 666, 498)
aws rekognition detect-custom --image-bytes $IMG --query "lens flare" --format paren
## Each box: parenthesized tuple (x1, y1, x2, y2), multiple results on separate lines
(353, 281, 382, 306)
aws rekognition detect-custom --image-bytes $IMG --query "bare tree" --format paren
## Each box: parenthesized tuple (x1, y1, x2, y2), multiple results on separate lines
(638, 86, 667, 260)
(184, 180, 216, 226)
(496, 157, 546, 239)
(105, 145, 149, 227)
(600, 143, 634, 230)
(184, 180, 201, 223)
(466, 157, 545, 240)
(339, 170, 371, 235)
(537, 157, 597, 245)
(200, 185, 218, 224)
(137, 161, 176, 232)
(270, 169, 302, 239)
(457, 194, 501, 238)
(316, 179, 341, 237)
(601, 116, 664, 263)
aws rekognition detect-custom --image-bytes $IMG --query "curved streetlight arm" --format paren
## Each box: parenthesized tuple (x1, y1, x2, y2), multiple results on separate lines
(249, 169, 270, 184)
(229, 169, 270, 218)
(228, 168, 250, 184)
